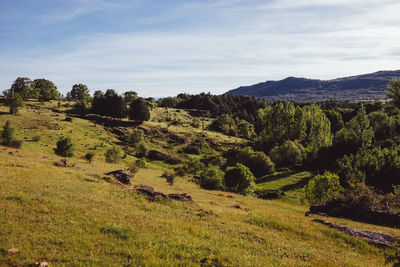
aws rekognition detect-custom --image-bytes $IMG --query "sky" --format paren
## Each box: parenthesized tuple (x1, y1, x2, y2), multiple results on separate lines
(0, 0, 399, 97)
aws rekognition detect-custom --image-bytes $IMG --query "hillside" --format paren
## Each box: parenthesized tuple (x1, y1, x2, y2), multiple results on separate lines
(226, 70, 400, 102)
(1, 102, 399, 266)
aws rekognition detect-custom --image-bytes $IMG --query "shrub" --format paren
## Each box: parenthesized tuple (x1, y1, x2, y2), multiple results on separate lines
(127, 162, 139, 175)
(302, 171, 342, 205)
(162, 171, 176, 185)
(0, 121, 22, 148)
(224, 163, 255, 195)
(191, 118, 201, 128)
(54, 137, 74, 157)
(135, 158, 147, 168)
(235, 147, 275, 177)
(177, 158, 205, 175)
(237, 120, 256, 139)
(135, 143, 148, 158)
(105, 146, 122, 163)
(210, 114, 237, 136)
(270, 140, 305, 168)
(84, 152, 95, 163)
(128, 129, 144, 146)
(200, 167, 224, 190)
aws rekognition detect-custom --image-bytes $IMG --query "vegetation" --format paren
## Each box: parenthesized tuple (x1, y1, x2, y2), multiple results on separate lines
(1, 120, 22, 148)
(302, 171, 342, 205)
(54, 137, 74, 157)
(105, 146, 122, 163)
(224, 163, 255, 195)
(128, 98, 150, 123)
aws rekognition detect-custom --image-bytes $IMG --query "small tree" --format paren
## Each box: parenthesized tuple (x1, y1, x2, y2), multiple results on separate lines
(224, 163, 255, 195)
(385, 78, 400, 108)
(128, 129, 144, 146)
(105, 146, 122, 163)
(270, 140, 305, 168)
(302, 171, 342, 205)
(6, 92, 24, 115)
(54, 137, 74, 157)
(1, 121, 15, 147)
(33, 78, 60, 101)
(128, 98, 150, 123)
(68, 84, 91, 102)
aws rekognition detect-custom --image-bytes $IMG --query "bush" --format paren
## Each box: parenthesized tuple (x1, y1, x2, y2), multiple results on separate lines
(302, 171, 342, 205)
(135, 158, 147, 168)
(135, 143, 148, 158)
(128, 129, 144, 145)
(84, 152, 95, 163)
(270, 140, 305, 168)
(54, 137, 74, 157)
(177, 158, 205, 175)
(191, 118, 201, 128)
(1, 121, 15, 147)
(162, 171, 176, 185)
(200, 167, 224, 190)
(234, 147, 275, 177)
(105, 146, 122, 163)
(127, 162, 139, 175)
(224, 163, 255, 195)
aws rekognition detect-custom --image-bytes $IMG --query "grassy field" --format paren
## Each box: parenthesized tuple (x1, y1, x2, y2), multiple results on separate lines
(0, 103, 399, 266)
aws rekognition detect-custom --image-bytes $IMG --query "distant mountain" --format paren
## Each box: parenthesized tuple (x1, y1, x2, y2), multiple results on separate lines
(226, 70, 400, 102)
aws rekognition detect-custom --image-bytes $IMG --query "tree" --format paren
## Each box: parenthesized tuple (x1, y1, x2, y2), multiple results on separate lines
(128, 98, 150, 123)
(54, 137, 74, 157)
(270, 140, 306, 168)
(33, 78, 60, 101)
(210, 114, 237, 136)
(5, 92, 24, 115)
(234, 147, 275, 178)
(385, 78, 400, 108)
(224, 163, 255, 195)
(302, 171, 342, 205)
(9, 77, 34, 99)
(68, 84, 91, 101)
(123, 91, 138, 104)
(92, 89, 127, 118)
(237, 119, 256, 139)
(200, 167, 224, 190)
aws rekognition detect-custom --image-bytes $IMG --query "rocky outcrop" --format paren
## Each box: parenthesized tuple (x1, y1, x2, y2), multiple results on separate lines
(309, 199, 400, 228)
(134, 184, 193, 202)
(105, 170, 133, 184)
(312, 218, 398, 248)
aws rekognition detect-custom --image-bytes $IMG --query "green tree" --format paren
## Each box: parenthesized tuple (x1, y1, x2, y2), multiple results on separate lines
(237, 119, 256, 139)
(54, 137, 74, 157)
(123, 91, 138, 104)
(385, 78, 400, 108)
(33, 78, 60, 101)
(224, 163, 255, 195)
(1, 120, 14, 146)
(67, 84, 91, 101)
(270, 140, 306, 168)
(324, 109, 344, 133)
(9, 77, 34, 99)
(302, 171, 342, 205)
(128, 129, 144, 146)
(5, 92, 24, 115)
(128, 98, 150, 123)
(200, 167, 224, 190)
(235, 147, 275, 178)
(211, 114, 237, 136)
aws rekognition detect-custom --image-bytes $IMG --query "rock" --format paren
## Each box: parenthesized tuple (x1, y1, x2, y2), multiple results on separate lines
(312, 218, 399, 248)
(33, 262, 49, 267)
(7, 248, 19, 255)
(54, 159, 75, 168)
(105, 170, 133, 184)
(309, 200, 400, 228)
(227, 195, 235, 199)
(135, 184, 193, 202)
(233, 205, 241, 209)
(168, 193, 193, 202)
(64, 117, 73, 122)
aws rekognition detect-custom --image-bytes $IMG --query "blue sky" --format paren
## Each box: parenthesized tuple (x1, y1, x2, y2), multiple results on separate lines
(0, 0, 399, 97)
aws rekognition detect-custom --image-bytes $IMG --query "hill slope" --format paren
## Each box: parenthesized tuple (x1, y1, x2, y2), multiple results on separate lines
(0, 103, 399, 266)
(226, 70, 400, 102)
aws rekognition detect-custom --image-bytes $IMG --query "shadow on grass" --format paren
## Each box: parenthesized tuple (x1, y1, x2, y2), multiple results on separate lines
(256, 170, 298, 184)
(280, 174, 314, 191)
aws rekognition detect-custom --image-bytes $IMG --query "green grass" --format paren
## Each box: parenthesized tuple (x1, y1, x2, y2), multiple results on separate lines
(256, 171, 314, 202)
(0, 103, 398, 266)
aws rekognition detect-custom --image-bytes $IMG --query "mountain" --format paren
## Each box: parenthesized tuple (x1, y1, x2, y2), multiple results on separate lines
(226, 70, 400, 102)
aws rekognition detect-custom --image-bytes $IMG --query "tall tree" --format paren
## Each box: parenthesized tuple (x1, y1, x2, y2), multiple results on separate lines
(385, 78, 400, 108)
(67, 84, 91, 101)
(128, 98, 150, 123)
(33, 78, 60, 101)
(5, 92, 24, 115)
(9, 77, 34, 99)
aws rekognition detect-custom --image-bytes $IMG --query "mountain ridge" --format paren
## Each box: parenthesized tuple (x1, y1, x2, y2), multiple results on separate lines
(226, 70, 400, 102)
